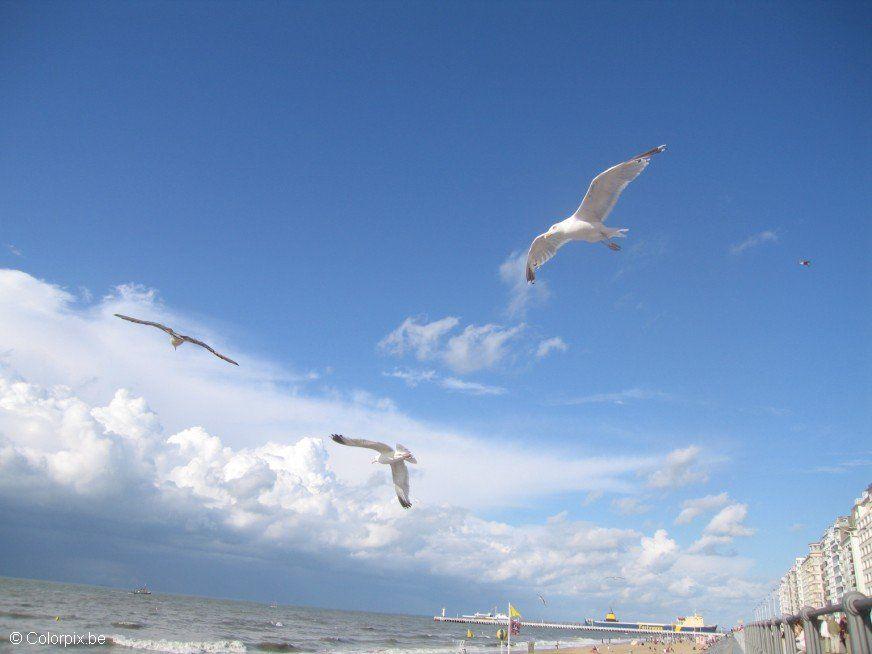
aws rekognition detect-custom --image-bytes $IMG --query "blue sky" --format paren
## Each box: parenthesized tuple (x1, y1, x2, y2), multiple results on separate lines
(0, 1, 869, 626)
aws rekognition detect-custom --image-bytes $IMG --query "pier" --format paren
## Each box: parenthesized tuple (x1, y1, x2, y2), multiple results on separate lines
(433, 616, 722, 638)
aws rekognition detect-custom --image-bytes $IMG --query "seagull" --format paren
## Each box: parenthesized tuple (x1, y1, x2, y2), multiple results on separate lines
(114, 314, 239, 366)
(798, 259, 811, 267)
(537, 593, 548, 607)
(525, 145, 667, 283)
(330, 434, 417, 508)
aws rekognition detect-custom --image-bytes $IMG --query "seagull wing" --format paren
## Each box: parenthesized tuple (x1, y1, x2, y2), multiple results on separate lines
(525, 229, 572, 282)
(330, 434, 393, 454)
(390, 460, 412, 508)
(573, 145, 666, 224)
(114, 314, 178, 338)
(537, 594, 548, 606)
(180, 335, 239, 366)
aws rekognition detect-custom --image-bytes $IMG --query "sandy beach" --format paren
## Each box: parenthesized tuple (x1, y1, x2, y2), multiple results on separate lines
(536, 639, 708, 654)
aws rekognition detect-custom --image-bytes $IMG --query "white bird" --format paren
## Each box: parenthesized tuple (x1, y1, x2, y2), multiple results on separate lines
(525, 145, 667, 283)
(330, 434, 417, 508)
(114, 314, 239, 366)
(537, 593, 548, 607)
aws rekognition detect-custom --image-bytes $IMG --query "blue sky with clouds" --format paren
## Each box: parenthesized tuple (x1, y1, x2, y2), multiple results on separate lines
(0, 1, 869, 625)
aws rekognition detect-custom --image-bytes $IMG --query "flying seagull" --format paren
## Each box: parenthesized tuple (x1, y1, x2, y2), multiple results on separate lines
(330, 434, 417, 508)
(114, 314, 239, 366)
(525, 145, 667, 283)
(798, 259, 811, 267)
(537, 593, 548, 607)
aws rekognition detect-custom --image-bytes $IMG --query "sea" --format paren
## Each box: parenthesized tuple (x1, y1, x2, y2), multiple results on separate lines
(0, 577, 604, 654)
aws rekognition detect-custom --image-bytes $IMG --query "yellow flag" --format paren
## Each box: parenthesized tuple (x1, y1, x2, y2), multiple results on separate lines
(509, 604, 521, 619)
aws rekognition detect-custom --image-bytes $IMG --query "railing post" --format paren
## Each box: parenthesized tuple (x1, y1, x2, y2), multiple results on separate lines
(783, 619, 797, 654)
(800, 607, 823, 654)
(770, 621, 781, 654)
(771, 621, 783, 654)
(842, 591, 871, 654)
(764, 621, 774, 654)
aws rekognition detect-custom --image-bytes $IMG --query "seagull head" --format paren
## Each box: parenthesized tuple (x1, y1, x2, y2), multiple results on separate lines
(544, 224, 559, 239)
(170, 336, 184, 349)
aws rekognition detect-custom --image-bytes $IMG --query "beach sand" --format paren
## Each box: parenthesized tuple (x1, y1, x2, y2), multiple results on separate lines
(535, 639, 707, 654)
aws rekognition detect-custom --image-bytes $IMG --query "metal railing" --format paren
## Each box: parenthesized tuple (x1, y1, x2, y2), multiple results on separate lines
(744, 591, 871, 654)
(705, 633, 739, 654)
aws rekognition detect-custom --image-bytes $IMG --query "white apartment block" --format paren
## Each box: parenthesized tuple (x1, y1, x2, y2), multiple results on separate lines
(820, 515, 851, 604)
(852, 484, 872, 593)
(800, 542, 825, 608)
(769, 484, 871, 618)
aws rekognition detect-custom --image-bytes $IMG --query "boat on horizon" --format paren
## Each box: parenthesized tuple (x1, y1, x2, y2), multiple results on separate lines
(132, 585, 152, 595)
(585, 609, 717, 634)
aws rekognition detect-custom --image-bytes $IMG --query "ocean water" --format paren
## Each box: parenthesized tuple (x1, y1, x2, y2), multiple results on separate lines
(0, 578, 602, 653)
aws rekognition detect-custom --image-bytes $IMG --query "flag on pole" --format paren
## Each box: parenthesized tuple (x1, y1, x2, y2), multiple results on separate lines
(509, 604, 521, 635)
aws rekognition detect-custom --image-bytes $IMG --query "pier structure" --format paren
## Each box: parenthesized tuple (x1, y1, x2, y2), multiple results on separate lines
(433, 615, 722, 639)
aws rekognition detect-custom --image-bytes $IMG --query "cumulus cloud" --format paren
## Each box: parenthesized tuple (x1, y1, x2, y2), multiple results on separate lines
(536, 337, 568, 359)
(675, 492, 731, 525)
(499, 250, 550, 318)
(0, 371, 761, 612)
(646, 445, 708, 489)
(384, 368, 506, 396)
(688, 503, 755, 554)
(730, 230, 779, 255)
(0, 269, 765, 620)
(379, 315, 524, 375)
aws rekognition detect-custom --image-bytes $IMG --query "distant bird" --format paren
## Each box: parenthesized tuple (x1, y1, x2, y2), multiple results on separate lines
(537, 593, 548, 607)
(330, 434, 417, 508)
(525, 145, 667, 283)
(604, 576, 626, 582)
(798, 259, 811, 267)
(114, 314, 239, 366)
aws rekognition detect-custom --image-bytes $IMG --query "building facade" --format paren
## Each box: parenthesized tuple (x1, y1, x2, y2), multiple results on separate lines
(764, 484, 872, 619)
(821, 515, 852, 604)
(852, 484, 872, 594)
(800, 542, 825, 609)
(779, 564, 799, 615)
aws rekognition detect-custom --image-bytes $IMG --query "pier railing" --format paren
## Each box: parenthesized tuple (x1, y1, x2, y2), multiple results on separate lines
(744, 591, 871, 654)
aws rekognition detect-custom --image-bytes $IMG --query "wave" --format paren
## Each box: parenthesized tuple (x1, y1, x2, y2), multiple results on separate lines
(0, 610, 38, 619)
(253, 643, 301, 652)
(109, 635, 247, 653)
(111, 622, 147, 629)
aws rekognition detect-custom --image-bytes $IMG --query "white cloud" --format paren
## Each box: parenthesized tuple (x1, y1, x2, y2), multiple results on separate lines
(5, 244, 23, 257)
(0, 269, 765, 619)
(499, 251, 550, 318)
(613, 497, 652, 515)
(688, 503, 755, 554)
(646, 445, 708, 489)
(730, 230, 779, 255)
(380, 315, 524, 375)
(675, 492, 731, 525)
(0, 371, 762, 613)
(378, 316, 460, 361)
(704, 503, 755, 537)
(536, 336, 568, 359)
(440, 376, 506, 396)
(384, 368, 506, 396)
(443, 323, 524, 374)
(0, 270, 655, 511)
(556, 388, 670, 406)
